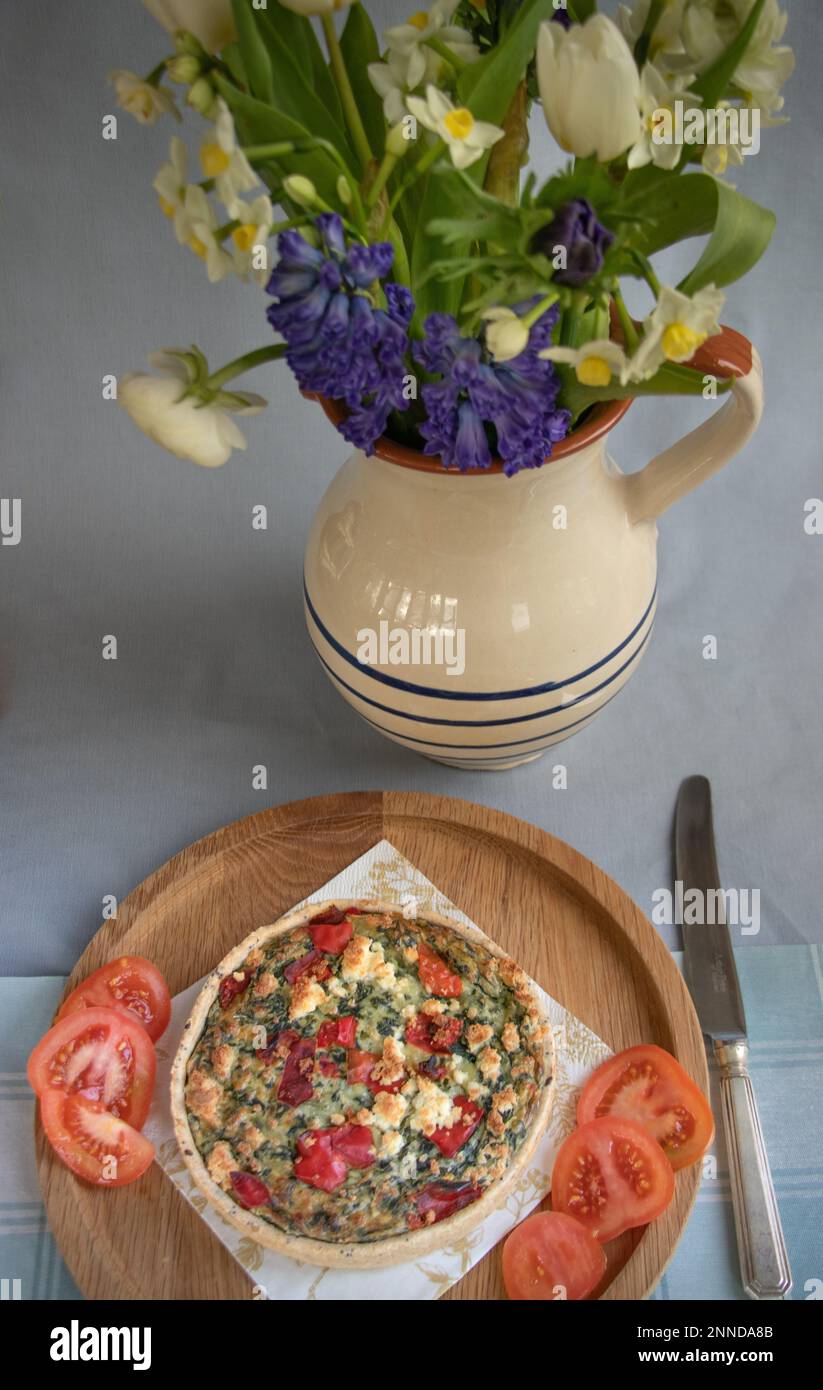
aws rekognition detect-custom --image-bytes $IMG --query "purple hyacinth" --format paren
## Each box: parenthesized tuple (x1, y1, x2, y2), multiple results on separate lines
(531, 198, 614, 288)
(266, 213, 414, 454)
(412, 305, 570, 476)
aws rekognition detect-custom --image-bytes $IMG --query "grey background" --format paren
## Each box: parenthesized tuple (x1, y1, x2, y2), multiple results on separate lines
(1, 0, 821, 975)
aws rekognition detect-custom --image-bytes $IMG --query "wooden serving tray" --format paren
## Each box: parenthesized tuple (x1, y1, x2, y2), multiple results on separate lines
(35, 791, 706, 1301)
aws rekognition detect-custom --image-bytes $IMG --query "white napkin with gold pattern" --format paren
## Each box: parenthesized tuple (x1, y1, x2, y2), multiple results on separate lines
(144, 840, 611, 1300)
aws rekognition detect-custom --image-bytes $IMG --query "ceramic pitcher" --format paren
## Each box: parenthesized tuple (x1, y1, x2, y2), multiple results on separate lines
(304, 327, 762, 769)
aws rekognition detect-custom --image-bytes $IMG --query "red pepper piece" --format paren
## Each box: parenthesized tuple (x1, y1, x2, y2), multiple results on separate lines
(230, 1170, 270, 1208)
(427, 1096, 484, 1157)
(414, 1180, 484, 1224)
(218, 969, 253, 1011)
(284, 950, 331, 985)
(277, 1037, 317, 1107)
(405, 1012, 462, 1054)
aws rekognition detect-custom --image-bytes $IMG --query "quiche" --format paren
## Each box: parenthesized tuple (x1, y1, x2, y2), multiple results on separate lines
(171, 899, 554, 1268)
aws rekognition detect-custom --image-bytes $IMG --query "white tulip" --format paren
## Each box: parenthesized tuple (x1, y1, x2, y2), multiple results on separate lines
(119, 354, 265, 469)
(108, 69, 179, 124)
(280, 0, 357, 13)
(536, 15, 642, 162)
(141, 0, 235, 53)
(482, 308, 530, 363)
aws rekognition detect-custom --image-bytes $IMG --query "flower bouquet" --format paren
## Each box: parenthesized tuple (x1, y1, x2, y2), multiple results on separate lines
(116, 0, 793, 475)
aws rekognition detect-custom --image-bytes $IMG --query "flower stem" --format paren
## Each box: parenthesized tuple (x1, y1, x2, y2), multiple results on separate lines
(145, 59, 169, 88)
(366, 152, 399, 210)
(320, 12, 373, 172)
(424, 35, 468, 73)
(634, 0, 667, 66)
(632, 250, 662, 298)
(207, 344, 286, 390)
(612, 286, 639, 351)
(387, 139, 445, 219)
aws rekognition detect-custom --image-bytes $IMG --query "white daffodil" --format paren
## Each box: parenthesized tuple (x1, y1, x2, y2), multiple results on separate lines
(108, 69, 179, 125)
(386, 2, 478, 90)
(368, 51, 413, 127)
(631, 283, 725, 378)
(536, 15, 642, 163)
(700, 100, 749, 175)
(141, 0, 235, 53)
(617, 0, 688, 65)
(680, 0, 794, 121)
(280, 0, 357, 13)
(405, 85, 503, 169)
(153, 136, 194, 244)
(482, 308, 530, 363)
(628, 63, 699, 171)
(540, 339, 634, 388)
(229, 194, 274, 285)
(119, 351, 265, 469)
(182, 186, 234, 282)
(200, 98, 258, 215)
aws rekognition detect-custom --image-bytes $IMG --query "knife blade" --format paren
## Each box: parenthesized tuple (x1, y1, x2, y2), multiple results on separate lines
(675, 774, 746, 1040)
(674, 775, 791, 1299)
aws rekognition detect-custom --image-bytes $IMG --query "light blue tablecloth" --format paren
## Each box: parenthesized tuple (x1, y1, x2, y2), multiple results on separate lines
(4, 945, 820, 1301)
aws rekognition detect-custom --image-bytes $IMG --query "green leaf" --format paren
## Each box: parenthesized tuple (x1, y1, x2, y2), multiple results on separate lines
(340, 3, 386, 162)
(258, 3, 343, 126)
(214, 74, 342, 205)
(678, 178, 775, 294)
(566, 0, 597, 20)
(619, 170, 775, 290)
(458, 0, 556, 121)
(221, 41, 248, 90)
(231, 0, 274, 105)
(693, 0, 769, 108)
(236, 7, 355, 168)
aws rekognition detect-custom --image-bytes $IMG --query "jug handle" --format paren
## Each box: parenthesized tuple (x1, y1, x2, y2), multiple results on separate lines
(624, 326, 763, 526)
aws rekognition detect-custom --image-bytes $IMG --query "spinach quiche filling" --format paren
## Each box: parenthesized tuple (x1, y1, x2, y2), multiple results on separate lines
(184, 905, 552, 1243)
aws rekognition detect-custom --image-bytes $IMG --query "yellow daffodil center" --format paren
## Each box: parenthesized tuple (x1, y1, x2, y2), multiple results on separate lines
(661, 323, 707, 360)
(200, 142, 230, 177)
(408, 11, 429, 29)
(444, 107, 475, 141)
(158, 195, 176, 218)
(576, 356, 613, 388)
(232, 223, 258, 252)
(187, 233, 208, 259)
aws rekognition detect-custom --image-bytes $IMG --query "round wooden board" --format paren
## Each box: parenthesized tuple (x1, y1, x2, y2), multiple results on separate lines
(36, 791, 707, 1302)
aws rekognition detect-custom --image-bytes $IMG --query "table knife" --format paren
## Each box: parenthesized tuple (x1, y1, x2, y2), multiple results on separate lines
(675, 775, 792, 1300)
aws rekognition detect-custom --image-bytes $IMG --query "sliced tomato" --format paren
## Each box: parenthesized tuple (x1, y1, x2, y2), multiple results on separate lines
(309, 911, 353, 954)
(552, 1116, 675, 1243)
(346, 1048, 405, 1094)
(417, 941, 462, 998)
(230, 1170, 270, 1208)
(503, 1212, 606, 1301)
(577, 1044, 714, 1171)
(27, 1007, 156, 1128)
(428, 1096, 483, 1157)
(317, 1016, 357, 1049)
(40, 1090, 154, 1186)
(405, 1012, 462, 1054)
(411, 1181, 483, 1228)
(284, 950, 331, 986)
(277, 1037, 316, 1107)
(294, 1131, 348, 1192)
(56, 955, 171, 1042)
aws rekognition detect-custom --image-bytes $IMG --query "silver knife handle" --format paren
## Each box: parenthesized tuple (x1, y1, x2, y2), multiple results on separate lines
(715, 1040, 792, 1299)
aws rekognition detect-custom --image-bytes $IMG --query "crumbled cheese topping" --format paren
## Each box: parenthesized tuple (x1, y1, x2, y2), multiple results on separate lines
(288, 976, 328, 1020)
(409, 1077, 457, 1136)
(378, 1129, 405, 1160)
(477, 1046, 501, 1082)
(371, 1036, 406, 1087)
(206, 1140, 235, 1187)
(371, 1091, 408, 1130)
(467, 1023, 494, 1052)
(253, 971, 278, 999)
(341, 934, 397, 990)
(421, 998, 446, 1017)
(211, 1043, 237, 1080)
(501, 1022, 521, 1053)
